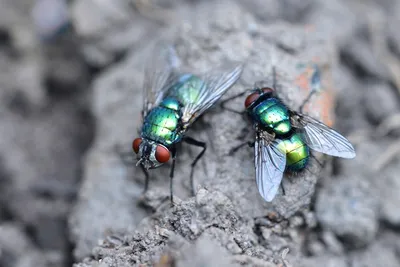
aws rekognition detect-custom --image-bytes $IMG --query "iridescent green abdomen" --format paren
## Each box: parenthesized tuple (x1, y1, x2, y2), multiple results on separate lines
(166, 74, 205, 106)
(277, 133, 310, 171)
(141, 98, 182, 146)
(252, 98, 291, 135)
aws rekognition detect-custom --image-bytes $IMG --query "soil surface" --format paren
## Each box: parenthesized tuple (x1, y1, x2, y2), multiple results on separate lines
(1, 0, 400, 267)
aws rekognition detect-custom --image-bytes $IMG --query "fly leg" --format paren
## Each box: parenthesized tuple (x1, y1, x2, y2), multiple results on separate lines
(297, 63, 321, 113)
(305, 154, 325, 176)
(310, 154, 324, 168)
(141, 164, 150, 194)
(228, 141, 255, 156)
(169, 147, 177, 205)
(114, 144, 151, 194)
(220, 91, 247, 114)
(280, 183, 286, 196)
(182, 136, 207, 196)
(299, 90, 317, 114)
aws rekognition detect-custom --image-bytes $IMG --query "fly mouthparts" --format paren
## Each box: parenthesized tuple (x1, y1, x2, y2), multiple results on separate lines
(136, 158, 143, 167)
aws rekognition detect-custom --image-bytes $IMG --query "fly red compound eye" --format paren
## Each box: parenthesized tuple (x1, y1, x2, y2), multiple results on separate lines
(132, 138, 142, 153)
(261, 87, 274, 94)
(155, 145, 170, 163)
(245, 92, 261, 108)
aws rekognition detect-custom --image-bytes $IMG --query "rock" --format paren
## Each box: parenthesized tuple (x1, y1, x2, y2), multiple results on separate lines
(0, 98, 93, 266)
(378, 162, 400, 226)
(72, 189, 279, 266)
(305, 0, 360, 46)
(177, 236, 241, 267)
(387, 2, 400, 55)
(0, 223, 48, 267)
(31, 0, 70, 40)
(363, 81, 399, 125)
(334, 65, 371, 134)
(0, 5, 94, 264)
(338, 139, 400, 227)
(320, 231, 344, 255)
(315, 176, 379, 249)
(300, 255, 347, 267)
(41, 31, 90, 96)
(2, 0, 400, 267)
(70, 0, 341, 263)
(70, 0, 341, 259)
(349, 242, 400, 267)
(68, 51, 149, 260)
(70, 0, 161, 67)
(236, 0, 281, 23)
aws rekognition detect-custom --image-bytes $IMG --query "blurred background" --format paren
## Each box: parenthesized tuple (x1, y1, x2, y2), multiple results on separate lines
(1, 0, 400, 266)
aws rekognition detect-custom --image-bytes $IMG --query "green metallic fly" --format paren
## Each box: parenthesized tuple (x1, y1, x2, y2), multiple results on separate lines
(222, 65, 356, 202)
(130, 43, 243, 202)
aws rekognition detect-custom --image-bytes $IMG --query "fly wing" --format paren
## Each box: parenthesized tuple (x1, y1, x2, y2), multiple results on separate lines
(180, 63, 243, 127)
(141, 42, 180, 118)
(295, 114, 356, 158)
(254, 136, 286, 202)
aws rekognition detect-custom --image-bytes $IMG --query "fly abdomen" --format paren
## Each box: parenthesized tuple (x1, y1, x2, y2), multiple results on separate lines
(277, 133, 310, 171)
(253, 98, 291, 135)
(142, 105, 181, 146)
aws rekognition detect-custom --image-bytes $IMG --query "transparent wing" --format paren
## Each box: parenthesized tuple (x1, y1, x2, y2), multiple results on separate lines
(180, 63, 243, 127)
(141, 42, 180, 118)
(296, 114, 356, 158)
(254, 136, 286, 202)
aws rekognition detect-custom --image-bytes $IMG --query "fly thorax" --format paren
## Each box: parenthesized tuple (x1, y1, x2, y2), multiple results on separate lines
(253, 98, 291, 135)
(141, 106, 181, 146)
(160, 97, 182, 112)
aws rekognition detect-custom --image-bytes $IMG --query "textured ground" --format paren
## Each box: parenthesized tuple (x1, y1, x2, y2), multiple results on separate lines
(1, 0, 400, 267)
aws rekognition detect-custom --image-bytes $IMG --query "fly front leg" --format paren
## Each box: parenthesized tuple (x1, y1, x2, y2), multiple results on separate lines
(169, 147, 177, 205)
(299, 90, 317, 114)
(114, 144, 152, 194)
(141, 164, 150, 194)
(220, 91, 247, 115)
(182, 136, 207, 196)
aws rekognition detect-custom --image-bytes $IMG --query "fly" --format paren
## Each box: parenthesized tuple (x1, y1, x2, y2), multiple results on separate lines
(120, 42, 243, 203)
(221, 66, 355, 202)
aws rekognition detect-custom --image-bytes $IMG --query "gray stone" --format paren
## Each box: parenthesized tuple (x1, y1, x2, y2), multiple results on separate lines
(378, 162, 400, 226)
(0, 223, 48, 267)
(70, 0, 343, 264)
(72, 189, 280, 266)
(4, 0, 400, 267)
(387, 2, 400, 56)
(349, 241, 400, 267)
(0, 3, 95, 266)
(363, 81, 399, 125)
(334, 65, 372, 134)
(177, 236, 241, 267)
(300, 255, 347, 267)
(70, 0, 162, 67)
(316, 176, 379, 248)
(305, 0, 361, 46)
